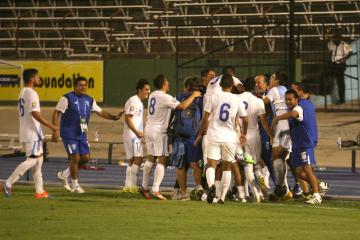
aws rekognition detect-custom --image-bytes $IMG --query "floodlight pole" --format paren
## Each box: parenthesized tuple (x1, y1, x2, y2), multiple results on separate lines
(289, 0, 296, 83)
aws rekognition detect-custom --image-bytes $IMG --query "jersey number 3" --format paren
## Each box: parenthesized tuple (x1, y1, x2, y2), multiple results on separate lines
(149, 97, 156, 115)
(219, 103, 230, 122)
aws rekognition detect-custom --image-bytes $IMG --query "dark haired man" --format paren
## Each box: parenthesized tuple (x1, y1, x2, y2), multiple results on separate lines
(140, 74, 200, 200)
(122, 79, 150, 193)
(53, 76, 122, 193)
(1, 69, 58, 199)
(272, 89, 322, 204)
(196, 74, 248, 204)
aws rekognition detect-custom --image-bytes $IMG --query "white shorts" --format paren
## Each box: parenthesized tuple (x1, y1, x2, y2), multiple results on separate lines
(273, 120, 292, 150)
(123, 137, 143, 160)
(207, 141, 236, 163)
(23, 140, 43, 157)
(145, 127, 168, 157)
(243, 131, 262, 163)
(202, 134, 208, 165)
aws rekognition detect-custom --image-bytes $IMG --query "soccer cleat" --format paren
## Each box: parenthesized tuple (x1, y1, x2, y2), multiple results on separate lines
(152, 191, 167, 200)
(122, 187, 131, 193)
(177, 193, 190, 201)
(319, 182, 330, 198)
(71, 185, 85, 194)
(1, 180, 12, 198)
(269, 185, 287, 201)
(207, 185, 216, 204)
(139, 188, 152, 200)
(292, 183, 303, 198)
(305, 194, 322, 205)
(171, 189, 181, 200)
(297, 192, 312, 201)
(56, 171, 71, 191)
(129, 186, 139, 194)
(280, 190, 293, 201)
(217, 199, 224, 205)
(258, 176, 268, 195)
(35, 191, 49, 199)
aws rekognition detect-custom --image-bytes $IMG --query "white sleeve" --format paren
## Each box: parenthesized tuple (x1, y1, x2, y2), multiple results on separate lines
(204, 96, 213, 113)
(266, 88, 276, 103)
(28, 91, 40, 113)
(328, 41, 336, 51)
(238, 102, 247, 117)
(124, 99, 135, 116)
(164, 94, 180, 109)
(293, 105, 303, 121)
(55, 96, 68, 113)
(233, 76, 243, 86)
(91, 99, 102, 113)
(257, 100, 266, 116)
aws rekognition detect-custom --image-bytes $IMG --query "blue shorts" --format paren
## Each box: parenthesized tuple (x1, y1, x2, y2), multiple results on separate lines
(291, 147, 316, 168)
(63, 138, 90, 155)
(172, 137, 202, 169)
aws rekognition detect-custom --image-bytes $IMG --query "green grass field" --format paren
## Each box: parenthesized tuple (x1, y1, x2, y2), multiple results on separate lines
(1, 186, 360, 240)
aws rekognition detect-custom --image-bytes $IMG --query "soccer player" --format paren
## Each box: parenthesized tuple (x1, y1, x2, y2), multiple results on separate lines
(122, 79, 150, 193)
(1, 68, 58, 199)
(53, 76, 122, 193)
(196, 73, 248, 204)
(170, 76, 203, 200)
(272, 89, 322, 204)
(140, 74, 201, 200)
(237, 77, 274, 201)
(262, 72, 292, 200)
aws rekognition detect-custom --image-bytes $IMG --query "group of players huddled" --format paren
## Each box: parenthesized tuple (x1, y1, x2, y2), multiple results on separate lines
(1, 66, 329, 205)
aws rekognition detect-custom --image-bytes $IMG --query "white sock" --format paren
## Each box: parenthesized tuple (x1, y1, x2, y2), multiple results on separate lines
(72, 179, 79, 188)
(254, 165, 263, 179)
(62, 167, 70, 178)
(273, 158, 286, 186)
(152, 164, 165, 193)
(244, 164, 260, 199)
(215, 180, 221, 198)
(262, 167, 270, 187)
(244, 179, 249, 197)
(220, 171, 231, 201)
(130, 164, 139, 188)
(205, 167, 215, 187)
(124, 165, 132, 188)
(32, 156, 44, 194)
(6, 157, 37, 188)
(237, 186, 246, 199)
(142, 161, 153, 190)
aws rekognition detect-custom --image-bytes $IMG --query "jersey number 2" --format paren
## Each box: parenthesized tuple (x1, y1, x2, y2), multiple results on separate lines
(219, 103, 230, 122)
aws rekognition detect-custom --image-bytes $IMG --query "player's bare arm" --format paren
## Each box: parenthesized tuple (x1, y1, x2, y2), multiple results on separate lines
(176, 90, 201, 110)
(52, 109, 62, 142)
(239, 115, 248, 145)
(125, 114, 144, 138)
(194, 111, 210, 146)
(271, 110, 299, 129)
(32, 111, 58, 132)
(96, 110, 121, 121)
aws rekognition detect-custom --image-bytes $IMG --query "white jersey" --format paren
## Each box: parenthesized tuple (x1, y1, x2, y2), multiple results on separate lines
(123, 95, 144, 139)
(266, 86, 288, 117)
(18, 87, 44, 143)
(237, 92, 266, 131)
(55, 96, 102, 113)
(145, 90, 179, 129)
(203, 75, 242, 110)
(204, 91, 247, 143)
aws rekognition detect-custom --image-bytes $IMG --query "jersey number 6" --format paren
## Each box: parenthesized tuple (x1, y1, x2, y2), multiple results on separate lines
(219, 103, 230, 122)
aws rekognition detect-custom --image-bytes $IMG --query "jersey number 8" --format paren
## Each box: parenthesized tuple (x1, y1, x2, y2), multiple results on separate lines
(19, 98, 25, 117)
(149, 97, 156, 115)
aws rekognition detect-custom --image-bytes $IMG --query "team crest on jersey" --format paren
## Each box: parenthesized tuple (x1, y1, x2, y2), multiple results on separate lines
(71, 144, 77, 150)
(130, 106, 135, 111)
(32, 101, 37, 107)
(301, 151, 307, 160)
(85, 101, 90, 107)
